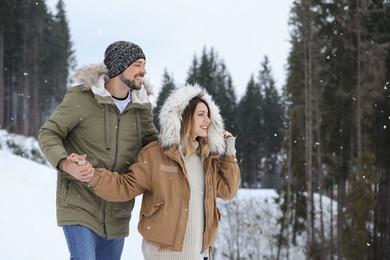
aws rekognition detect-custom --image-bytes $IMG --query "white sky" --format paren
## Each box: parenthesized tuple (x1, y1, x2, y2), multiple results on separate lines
(46, 0, 293, 99)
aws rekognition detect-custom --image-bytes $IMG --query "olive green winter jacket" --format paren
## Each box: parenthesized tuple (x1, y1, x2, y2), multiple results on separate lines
(38, 63, 158, 239)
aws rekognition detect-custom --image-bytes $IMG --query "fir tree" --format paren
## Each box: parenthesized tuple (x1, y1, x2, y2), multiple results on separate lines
(153, 69, 176, 130)
(258, 56, 285, 188)
(236, 76, 262, 188)
(0, 0, 74, 136)
(185, 46, 237, 132)
(342, 135, 377, 259)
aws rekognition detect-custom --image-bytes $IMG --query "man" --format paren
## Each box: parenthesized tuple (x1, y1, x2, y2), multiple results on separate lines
(38, 41, 158, 259)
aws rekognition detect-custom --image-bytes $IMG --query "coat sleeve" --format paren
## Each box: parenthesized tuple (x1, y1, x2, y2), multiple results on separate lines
(216, 137, 241, 200)
(140, 102, 158, 147)
(37, 87, 81, 173)
(89, 147, 154, 202)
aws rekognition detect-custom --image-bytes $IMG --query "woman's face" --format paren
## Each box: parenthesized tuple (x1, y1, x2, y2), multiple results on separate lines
(191, 102, 210, 140)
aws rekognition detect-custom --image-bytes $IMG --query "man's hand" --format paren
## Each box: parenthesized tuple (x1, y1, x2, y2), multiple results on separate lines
(66, 153, 87, 165)
(62, 153, 94, 182)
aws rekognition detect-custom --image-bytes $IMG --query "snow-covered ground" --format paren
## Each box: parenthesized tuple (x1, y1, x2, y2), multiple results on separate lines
(0, 130, 336, 259)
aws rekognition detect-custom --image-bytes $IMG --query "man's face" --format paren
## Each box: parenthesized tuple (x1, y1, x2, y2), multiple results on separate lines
(120, 58, 147, 90)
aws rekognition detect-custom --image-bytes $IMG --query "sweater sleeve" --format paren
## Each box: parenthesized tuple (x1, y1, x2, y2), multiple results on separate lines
(140, 102, 159, 147)
(225, 137, 236, 156)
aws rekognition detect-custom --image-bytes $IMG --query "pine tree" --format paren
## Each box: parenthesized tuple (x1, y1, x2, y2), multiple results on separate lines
(236, 76, 262, 188)
(153, 69, 176, 130)
(0, 0, 16, 130)
(342, 135, 377, 259)
(0, 0, 74, 136)
(277, 28, 307, 260)
(1, 0, 26, 133)
(185, 46, 238, 132)
(40, 0, 74, 118)
(356, 1, 390, 257)
(279, 0, 390, 258)
(258, 56, 285, 188)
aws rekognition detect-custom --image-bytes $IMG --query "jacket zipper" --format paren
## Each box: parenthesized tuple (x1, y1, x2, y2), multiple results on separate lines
(111, 113, 120, 171)
(203, 158, 213, 251)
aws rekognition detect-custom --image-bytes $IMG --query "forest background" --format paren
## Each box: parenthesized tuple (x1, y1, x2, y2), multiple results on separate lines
(1, 0, 390, 259)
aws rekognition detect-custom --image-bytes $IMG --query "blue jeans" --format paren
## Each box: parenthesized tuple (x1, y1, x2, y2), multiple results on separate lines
(63, 225, 124, 260)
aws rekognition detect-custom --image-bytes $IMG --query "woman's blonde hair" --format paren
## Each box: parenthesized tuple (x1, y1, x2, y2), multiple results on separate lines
(180, 96, 211, 157)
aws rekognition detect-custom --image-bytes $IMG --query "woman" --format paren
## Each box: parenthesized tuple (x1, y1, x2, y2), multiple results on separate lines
(74, 83, 240, 259)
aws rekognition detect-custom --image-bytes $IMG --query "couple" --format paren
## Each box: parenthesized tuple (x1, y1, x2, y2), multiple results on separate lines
(38, 40, 240, 260)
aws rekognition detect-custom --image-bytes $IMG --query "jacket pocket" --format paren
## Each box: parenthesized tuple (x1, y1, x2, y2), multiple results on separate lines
(60, 178, 70, 205)
(141, 201, 165, 221)
(63, 181, 98, 214)
(110, 200, 135, 218)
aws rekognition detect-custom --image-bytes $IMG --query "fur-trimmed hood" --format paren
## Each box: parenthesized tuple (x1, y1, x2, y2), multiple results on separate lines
(73, 63, 153, 102)
(158, 84, 226, 154)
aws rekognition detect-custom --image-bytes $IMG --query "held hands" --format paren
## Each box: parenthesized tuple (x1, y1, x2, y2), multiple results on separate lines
(62, 153, 94, 182)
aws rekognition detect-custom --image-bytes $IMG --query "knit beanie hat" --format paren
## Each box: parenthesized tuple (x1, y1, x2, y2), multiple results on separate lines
(103, 41, 146, 78)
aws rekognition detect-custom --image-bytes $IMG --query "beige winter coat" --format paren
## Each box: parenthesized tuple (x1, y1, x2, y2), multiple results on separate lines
(89, 84, 241, 252)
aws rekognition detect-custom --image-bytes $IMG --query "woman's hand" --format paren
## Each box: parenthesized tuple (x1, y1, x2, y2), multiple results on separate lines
(223, 130, 233, 138)
(63, 153, 94, 182)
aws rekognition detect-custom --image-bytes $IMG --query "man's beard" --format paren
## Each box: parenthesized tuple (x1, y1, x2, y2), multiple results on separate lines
(120, 74, 141, 90)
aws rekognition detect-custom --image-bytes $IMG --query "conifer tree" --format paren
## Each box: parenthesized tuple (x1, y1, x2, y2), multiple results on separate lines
(236, 76, 262, 187)
(185, 46, 237, 132)
(342, 135, 377, 259)
(279, 0, 390, 258)
(0, 0, 16, 130)
(1, 0, 27, 133)
(153, 69, 176, 130)
(276, 30, 307, 258)
(40, 0, 74, 118)
(236, 56, 284, 189)
(257, 56, 285, 188)
(0, 0, 73, 136)
(354, 1, 390, 257)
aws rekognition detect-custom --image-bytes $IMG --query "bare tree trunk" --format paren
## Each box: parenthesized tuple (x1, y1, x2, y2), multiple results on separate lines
(337, 179, 344, 259)
(22, 36, 30, 136)
(277, 128, 293, 260)
(30, 29, 40, 137)
(337, 149, 347, 259)
(303, 0, 314, 258)
(315, 106, 325, 246)
(0, 29, 4, 129)
(286, 130, 292, 260)
(330, 176, 335, 260)
(356, 0, 362, 158)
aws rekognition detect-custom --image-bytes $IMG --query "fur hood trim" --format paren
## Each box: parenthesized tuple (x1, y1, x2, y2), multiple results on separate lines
(73, 63, 153, 97)
(158, 84, 226, 154)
